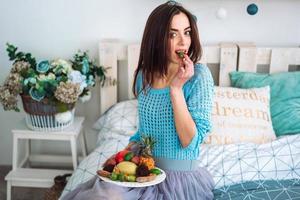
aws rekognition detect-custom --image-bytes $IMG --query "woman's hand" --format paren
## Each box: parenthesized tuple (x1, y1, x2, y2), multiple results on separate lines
(170, 54, 194, 90)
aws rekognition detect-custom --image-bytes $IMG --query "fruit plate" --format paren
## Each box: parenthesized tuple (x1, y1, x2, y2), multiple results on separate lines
(98, 168, 166, 187)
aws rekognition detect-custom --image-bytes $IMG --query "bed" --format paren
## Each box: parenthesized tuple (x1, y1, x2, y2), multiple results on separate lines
(61, 42, 300, 199)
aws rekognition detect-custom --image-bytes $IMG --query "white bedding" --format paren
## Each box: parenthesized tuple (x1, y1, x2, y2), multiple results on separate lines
(61, 100, 300, 198)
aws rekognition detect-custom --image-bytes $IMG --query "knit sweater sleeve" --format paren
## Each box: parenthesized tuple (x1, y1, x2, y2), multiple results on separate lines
(184, 64, 214, 150)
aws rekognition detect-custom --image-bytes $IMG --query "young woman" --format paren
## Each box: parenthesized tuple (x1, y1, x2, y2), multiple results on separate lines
(63, 1, 214, 199)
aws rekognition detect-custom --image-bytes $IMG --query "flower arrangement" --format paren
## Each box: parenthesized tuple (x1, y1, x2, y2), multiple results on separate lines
(0, 44, 112, 128)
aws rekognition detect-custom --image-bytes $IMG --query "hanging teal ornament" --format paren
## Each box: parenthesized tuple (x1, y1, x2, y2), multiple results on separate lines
(247, 3, 258, 15)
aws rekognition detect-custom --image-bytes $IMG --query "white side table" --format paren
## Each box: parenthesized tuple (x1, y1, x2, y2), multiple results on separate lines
(5, 116, 87, 200)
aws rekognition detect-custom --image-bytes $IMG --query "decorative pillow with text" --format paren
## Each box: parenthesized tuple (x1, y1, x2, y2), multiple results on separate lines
(204, 86, 276, 145)
(230, 71, 300, 136)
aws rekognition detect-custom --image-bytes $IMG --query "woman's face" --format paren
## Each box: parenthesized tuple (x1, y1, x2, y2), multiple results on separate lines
(168, 12, 192, 65)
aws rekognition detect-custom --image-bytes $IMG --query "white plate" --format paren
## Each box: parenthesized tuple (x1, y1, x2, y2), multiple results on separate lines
(98, 168, 166, 187)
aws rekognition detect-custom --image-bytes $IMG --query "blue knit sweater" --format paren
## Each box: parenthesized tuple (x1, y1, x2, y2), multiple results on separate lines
(129, 64, 214, 160)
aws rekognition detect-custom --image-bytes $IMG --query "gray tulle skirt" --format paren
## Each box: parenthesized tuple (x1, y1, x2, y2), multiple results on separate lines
(61, 167, 214, 200)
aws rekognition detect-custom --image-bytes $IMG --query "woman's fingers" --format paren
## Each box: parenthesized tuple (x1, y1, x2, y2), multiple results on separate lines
(183, 54, 192, 63)
(182, 55, 194, 77)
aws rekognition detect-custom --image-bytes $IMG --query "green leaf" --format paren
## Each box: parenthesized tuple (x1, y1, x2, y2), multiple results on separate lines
(5, 43, 37, 66)
(25, 53, 32, 59)
(56, 101, 69, 112)
(16, 52, 25, 59)
(22, 85, 29, 94)
(60, 75, 68, 82)
(37, 87, 46, 96)
(48, 79, 57, 86)
(6, 43, 17, 60)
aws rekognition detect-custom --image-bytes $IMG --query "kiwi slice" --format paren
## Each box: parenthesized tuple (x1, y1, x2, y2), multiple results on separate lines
(176, 50, 185, 58)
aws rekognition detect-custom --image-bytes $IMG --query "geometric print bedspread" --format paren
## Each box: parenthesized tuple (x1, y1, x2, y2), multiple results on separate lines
(200, 134, 300, 189)
(61, 134, 300, 198)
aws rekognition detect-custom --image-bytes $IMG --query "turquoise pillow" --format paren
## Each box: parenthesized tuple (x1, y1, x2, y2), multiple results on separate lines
(230, 71, 300, 136)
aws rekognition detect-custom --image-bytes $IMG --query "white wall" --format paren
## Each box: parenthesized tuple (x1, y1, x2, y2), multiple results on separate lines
(0, 0, 299, 165)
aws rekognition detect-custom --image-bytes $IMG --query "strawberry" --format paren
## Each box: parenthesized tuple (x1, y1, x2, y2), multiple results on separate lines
(115, 150, 129, 163)
(131, 156, 140, 165)
(116, 156, 124, 163)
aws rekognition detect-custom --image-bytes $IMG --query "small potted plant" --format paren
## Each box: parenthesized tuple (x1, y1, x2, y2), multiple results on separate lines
(0, 44, 112, 131)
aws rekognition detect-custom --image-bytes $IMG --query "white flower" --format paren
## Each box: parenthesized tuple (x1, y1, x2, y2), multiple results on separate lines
(38, 74, 46, 81)
(55, 111, 73, 123)
(51, 59, 73, 74)
(23, 77, 37, 86)
(47, 73, 56, 80)
(68, 70, 87, 93)
(79, 91, 92, 103)
(37, 73, 56, 81)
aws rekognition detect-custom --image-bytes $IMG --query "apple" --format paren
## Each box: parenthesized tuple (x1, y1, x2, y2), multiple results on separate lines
(115, 150, 129, 163)
(117, 161, 137, 175)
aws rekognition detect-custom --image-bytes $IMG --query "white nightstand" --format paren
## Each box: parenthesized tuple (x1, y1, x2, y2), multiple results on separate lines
(5, 116, 87, 200)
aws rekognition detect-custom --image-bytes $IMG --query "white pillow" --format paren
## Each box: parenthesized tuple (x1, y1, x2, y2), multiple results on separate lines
(93, 99, 138, 138)
(204, 86, 276, 145)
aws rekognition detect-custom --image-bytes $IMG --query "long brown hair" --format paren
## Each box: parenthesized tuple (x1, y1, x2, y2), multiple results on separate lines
(132, 1, 202, 97)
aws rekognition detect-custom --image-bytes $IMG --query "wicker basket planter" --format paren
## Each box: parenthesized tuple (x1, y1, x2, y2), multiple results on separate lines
(21, 95, 76, 131)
